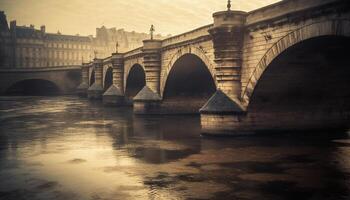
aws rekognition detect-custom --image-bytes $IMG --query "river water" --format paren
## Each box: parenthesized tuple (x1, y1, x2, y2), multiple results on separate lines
(0, 96, 350, 200)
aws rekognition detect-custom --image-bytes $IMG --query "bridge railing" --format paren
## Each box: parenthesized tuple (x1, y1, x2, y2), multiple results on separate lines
(102, 56, 112, 65)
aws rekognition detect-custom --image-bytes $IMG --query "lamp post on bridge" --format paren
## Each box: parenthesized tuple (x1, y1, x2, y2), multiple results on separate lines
(93, 50, 98, 59)
(150, 25, 155, 40)
(115, 42, 119, 53)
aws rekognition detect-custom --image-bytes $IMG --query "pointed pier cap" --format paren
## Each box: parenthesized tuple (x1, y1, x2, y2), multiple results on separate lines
(77, 82, 89, 90)
(133, 86, 161, 102)
(200, 90, 246, 114)
(103, 84, 123, 96)
(88, 83, 103, 91)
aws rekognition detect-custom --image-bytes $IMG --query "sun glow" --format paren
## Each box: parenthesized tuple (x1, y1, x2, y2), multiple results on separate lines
(0, 0, 280, 36)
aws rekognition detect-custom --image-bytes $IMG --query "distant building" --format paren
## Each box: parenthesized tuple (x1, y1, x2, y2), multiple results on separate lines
(0, 11, 11, 68)
(0, 11, 168, 68)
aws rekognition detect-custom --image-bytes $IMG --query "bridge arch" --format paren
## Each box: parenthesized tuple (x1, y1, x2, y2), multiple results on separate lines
(242, 19, 350, 105)
(124, 64, 146, 99)
(162, 53, 216, 113)
(89, 67, 95, 86)
(242, 20, 350, 131)
(161, 46, 216, 96)
(5, 79, 61, 96)
(103, 66, 113, 90)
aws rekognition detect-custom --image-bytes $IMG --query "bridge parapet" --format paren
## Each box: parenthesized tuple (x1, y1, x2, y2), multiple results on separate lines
(0, 65, 82, 72)
(102, 56, 112, 66)
(124, 47, 143, 59)
(246, 0, 343, 27)
(161, 24, 213, 47)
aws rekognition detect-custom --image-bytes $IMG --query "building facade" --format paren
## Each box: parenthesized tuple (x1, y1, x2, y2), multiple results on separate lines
(0, 11, 167, 69)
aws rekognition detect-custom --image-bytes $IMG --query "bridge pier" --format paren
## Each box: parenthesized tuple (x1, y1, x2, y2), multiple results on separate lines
(88, 59, 104, 100)
(103, 53, 125, 106)
(133, 39, 163, 114)
(76, 63, 90, 97)
(200, 10, 248, 135)
(133, 86, 162, 114)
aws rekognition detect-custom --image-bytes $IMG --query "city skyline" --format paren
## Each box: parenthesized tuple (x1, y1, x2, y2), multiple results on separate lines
(0, 0, 280, 36)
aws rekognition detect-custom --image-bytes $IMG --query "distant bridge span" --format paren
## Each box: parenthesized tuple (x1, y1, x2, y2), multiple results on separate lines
(0, 66, 81, 95)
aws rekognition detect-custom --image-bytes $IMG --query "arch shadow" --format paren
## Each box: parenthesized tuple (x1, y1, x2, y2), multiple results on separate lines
(245, 35, 350, 131)
(104, 67, 113, 91)
(162, 53, 216, 114)
(89, 69, 95, 86)
(161, 46, 216, 95)
(125, 64, 146, 103)
(242, 20, 350, 105)
(5, 79, 61, 96)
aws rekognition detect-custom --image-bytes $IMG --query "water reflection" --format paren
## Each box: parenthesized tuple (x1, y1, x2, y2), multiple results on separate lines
(0, 96, 349, 200)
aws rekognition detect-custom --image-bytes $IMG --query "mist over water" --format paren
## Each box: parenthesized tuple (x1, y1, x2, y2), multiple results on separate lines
(0, 96, 350, 200)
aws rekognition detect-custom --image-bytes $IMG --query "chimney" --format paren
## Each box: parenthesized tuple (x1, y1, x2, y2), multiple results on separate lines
(10, 20, 16, 31)
(40, 25, 45, 33)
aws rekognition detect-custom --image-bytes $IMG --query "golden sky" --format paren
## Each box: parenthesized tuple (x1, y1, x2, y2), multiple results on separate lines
(0, 0, 280, 36)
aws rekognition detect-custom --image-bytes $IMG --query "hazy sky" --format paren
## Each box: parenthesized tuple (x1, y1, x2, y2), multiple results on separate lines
(0, 0, 280, 36)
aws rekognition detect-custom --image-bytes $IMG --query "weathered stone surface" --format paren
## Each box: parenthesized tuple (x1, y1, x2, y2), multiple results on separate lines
(200, 90, 245, 114)
(77, 82, 89, 90)
(133, 86, 161, 102)
(76, 82, 89, 97)
(103, 96, 125, 106)
(133, 86, 162, 114)
(209, 10, 246, 100)
(88, 83, 103, 91)
(103, 84, 123, 96)
(142, 40, 162, 94)
(201, 113, 254, 136)
(71, 0, 350, 135)
(133, 101, 161, 115)
(87, 83, 103, 99)
(102, 84, 125, 106)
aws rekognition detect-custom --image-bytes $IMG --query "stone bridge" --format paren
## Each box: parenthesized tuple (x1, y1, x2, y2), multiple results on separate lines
(0, 66, 81, 95)
(77, 0, 350, 135)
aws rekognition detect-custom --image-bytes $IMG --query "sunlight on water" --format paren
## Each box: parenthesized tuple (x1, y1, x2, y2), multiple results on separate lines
(0, 96, 350, 200)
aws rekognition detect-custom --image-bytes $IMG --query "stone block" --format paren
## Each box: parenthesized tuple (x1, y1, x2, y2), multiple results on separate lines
(133, 86, 162, 114)
(76, 82, 89, 97)
(102, 84, 125, 106)
(87, 83, 103, 100)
